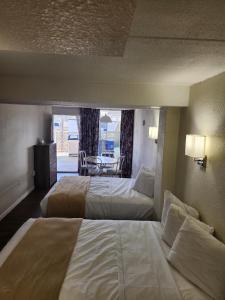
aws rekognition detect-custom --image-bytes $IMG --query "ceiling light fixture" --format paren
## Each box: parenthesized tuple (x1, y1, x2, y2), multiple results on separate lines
(100, 114, 112, 123)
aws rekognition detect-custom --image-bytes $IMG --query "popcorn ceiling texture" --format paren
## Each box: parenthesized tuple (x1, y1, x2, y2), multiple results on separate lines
(0, 0, 136, 56)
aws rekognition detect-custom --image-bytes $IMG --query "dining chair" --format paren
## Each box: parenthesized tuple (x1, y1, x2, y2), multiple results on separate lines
(105, 155, 125, 178)
(87, 156, 101, 176)
(116, 155, 125, 177)
(79, 150, 88, 175)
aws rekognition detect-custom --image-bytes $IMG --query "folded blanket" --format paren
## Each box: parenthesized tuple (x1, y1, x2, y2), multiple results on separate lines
(0, 218, 82, 300)
(47, 176, 90, 217)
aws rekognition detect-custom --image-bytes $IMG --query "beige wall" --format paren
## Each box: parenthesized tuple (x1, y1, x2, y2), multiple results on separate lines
(0, 75, 190, 108)
(154, 108, 181, 219)
(132, 108, 159, 177)
(175, 72, 225, 243)
(0, 103, 52, 218)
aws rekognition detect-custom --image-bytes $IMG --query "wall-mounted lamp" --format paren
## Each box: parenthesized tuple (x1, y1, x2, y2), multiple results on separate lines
(185, 134, 207, 168)
(149, 126, 158, 143)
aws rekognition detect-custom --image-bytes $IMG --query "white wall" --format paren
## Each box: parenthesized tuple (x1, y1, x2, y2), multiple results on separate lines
(0, 75, 190, 108)
(132, 108, 160, 177)
(52, 106, 80, 116)
(0, 103, 52, 219)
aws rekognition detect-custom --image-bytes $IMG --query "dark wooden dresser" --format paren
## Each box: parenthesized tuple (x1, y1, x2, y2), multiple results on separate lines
(34, 143, 57, 190)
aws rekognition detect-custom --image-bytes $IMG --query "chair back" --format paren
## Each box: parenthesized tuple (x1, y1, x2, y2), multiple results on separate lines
(117, 155, 125, 172)
(79, 150, 87, 168)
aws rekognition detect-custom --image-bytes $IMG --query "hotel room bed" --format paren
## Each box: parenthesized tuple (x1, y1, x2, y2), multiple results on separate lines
(41, 176, 154, 220)
(0, 218, 212, 300)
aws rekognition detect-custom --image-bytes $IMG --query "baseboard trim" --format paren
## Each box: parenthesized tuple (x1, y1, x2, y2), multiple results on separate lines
(0, 186, 35, 222)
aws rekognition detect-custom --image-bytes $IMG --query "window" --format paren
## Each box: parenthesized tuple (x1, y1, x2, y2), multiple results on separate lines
(99, 110, 121, 158)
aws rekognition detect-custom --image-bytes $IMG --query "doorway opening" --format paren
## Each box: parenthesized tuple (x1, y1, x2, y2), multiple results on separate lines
(53, 115, 79, 173)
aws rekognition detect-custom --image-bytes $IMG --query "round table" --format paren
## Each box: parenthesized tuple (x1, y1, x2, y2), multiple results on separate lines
(86, 155, 118, 166)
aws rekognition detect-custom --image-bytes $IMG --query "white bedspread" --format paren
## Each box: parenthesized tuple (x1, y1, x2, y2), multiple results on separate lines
(41, 177, 154, 220)
(86, 177, 153, 219)
(0, 220, 212, 300)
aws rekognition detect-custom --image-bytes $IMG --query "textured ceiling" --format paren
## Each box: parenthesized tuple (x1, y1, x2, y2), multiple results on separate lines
(0, 0, 136, 56)
(0, 0, 225, 85)
(130, 0, 225, 40)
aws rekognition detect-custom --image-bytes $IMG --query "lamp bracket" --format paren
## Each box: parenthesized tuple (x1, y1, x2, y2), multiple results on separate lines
(194, 155, 207, 168)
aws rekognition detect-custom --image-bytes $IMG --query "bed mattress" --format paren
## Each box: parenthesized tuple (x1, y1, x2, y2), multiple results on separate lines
(0, 219, 212, 300)
(41, 177, 154, 220)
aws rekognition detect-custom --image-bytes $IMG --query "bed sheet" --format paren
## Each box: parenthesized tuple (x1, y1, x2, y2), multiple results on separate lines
(86, 177, 154, 220)
(0, 219, 212, 300)
(41, 177, 154, 220)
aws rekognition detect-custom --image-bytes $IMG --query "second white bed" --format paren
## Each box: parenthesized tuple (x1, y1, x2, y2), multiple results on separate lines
(41, 177, 154, 220)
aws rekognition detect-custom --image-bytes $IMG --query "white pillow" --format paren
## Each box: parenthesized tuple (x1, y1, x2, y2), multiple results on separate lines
(161, 190, 199, 227)
(162, 204, 214, 247)
(132, 166, 154, 198)
(168, 217, 225, 300)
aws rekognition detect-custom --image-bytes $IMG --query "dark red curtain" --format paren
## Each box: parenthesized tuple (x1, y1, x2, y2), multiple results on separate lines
(120, 110, 134, 178)
(79, 108, 100, 156)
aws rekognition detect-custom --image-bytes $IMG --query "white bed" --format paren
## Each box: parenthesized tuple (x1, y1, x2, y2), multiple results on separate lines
(0, 219, 212, 300)
(41, 177, 154, 220)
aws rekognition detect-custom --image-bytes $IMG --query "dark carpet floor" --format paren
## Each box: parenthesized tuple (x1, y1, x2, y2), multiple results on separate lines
(0, 172, 78, 250)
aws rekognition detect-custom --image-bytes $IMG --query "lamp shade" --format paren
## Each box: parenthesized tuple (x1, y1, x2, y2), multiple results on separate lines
(185, 134, 205, 158)
(149, 127, 158, 140)
(100, 114, 112, 123)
